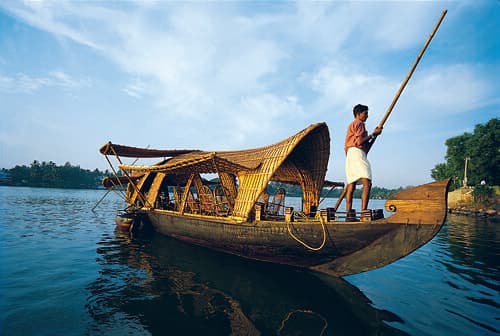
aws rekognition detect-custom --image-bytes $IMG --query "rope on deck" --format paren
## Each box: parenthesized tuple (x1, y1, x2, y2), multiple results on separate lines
(286, 213, 327, 251)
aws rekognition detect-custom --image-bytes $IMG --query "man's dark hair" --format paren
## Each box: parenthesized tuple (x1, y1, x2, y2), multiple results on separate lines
(353, 104, 368, 116)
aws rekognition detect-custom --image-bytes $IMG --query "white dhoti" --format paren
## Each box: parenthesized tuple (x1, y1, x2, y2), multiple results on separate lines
(345, 147, 372, 184)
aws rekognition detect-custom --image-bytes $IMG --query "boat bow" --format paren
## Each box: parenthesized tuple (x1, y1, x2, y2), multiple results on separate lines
(312, 179, 451, 277)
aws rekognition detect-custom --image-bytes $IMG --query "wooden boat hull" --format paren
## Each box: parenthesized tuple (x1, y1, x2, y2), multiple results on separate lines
(145, 213, 440, 277)
(142, 179, 450, 277)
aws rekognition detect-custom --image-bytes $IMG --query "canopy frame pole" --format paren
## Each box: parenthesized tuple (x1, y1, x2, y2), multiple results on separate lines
(91, 188, 112, 212)
(107, 143, 151, 208)
(180, 173, 196, 215)
(319, 184, 341, 206)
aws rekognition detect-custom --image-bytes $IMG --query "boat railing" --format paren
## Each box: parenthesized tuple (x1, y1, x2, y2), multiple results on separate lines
(292, 210, 320, 222)
(169, 185, 236, 217)
(288, 207, 384, 223)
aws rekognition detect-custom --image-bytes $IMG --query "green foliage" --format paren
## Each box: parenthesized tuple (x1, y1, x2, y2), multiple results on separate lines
(432, 118, 499, 189)
(472, 184, 495, 204)
(266, 181, 402, 199)
(267, 182, 305, 197)
(1, 161, 109, 189)
(370, 186, 404, 199)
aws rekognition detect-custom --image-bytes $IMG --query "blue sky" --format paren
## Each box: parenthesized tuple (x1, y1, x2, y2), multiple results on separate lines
(0, 1, 498, 188)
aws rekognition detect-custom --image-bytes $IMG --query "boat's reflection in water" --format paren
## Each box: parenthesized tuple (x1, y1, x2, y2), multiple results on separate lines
(86, 229, 407, 335)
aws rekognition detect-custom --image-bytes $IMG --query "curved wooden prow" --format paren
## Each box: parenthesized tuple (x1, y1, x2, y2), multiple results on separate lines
(385, 178, 451, 225)
(312, 179, 451, 277)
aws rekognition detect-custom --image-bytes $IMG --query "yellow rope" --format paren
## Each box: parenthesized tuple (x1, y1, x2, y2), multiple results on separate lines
(286, 212, 327, 251)
(278, 309, 328, 335)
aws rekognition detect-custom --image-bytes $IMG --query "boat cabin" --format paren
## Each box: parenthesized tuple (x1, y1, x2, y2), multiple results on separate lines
(100, 123, 342, 222)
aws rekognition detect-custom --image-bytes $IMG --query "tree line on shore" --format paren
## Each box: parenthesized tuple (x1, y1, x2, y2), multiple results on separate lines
(431, 118, 498, 190)
(432, 117, 499, 207)
(0, 161, 109, 189)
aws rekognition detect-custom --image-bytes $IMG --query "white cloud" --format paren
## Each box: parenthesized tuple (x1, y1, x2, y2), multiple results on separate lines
(304, 60, 397, 126)
(408, 64, 490, 114)
(303, 60, 492, 135)
(366, 3, 445, 51)
(0, 71, 91, 93)
(122, 78, 149, 99)
(232, 93, 305, 143)
(290, 2, 445, 55)
(0, 2, 458, 125)
(2, 1, 101, 49)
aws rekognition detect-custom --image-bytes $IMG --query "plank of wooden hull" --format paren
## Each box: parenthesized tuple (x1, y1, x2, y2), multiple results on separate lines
(311, 222, 442, 276)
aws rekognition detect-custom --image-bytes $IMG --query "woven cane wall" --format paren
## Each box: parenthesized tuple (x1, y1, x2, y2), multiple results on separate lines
(232, 123, 330, 218)
(287, 125, 330, 213)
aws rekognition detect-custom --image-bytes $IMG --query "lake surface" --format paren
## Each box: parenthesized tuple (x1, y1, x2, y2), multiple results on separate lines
(1, 186, 498, 335)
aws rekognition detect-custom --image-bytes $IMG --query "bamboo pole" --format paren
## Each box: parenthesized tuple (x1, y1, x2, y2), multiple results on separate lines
(377, 9, 447, 129)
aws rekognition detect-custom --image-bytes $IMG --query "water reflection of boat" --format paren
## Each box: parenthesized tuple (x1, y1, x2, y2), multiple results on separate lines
(99, 123, 451, 277)
(114, 211, 135, 232)
(87, 230, 408, 335)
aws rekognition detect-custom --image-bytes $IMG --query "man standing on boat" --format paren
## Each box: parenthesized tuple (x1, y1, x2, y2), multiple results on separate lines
(344, 104, 382, 220)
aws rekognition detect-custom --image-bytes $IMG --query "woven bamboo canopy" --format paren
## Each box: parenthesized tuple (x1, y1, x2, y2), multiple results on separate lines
(102, 122, 330, 219)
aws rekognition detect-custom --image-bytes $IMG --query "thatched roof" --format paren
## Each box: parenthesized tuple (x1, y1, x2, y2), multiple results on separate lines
(119, 151, 257, 176)
(101, 122, 330, 219)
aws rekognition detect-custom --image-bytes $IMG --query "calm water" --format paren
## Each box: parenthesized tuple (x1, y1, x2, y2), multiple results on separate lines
(1, 186, 498, 335)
